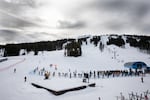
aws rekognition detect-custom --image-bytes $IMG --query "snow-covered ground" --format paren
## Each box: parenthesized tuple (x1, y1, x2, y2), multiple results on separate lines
(0, 42, 150, 100)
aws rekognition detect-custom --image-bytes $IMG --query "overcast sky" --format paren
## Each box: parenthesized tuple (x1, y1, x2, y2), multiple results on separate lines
(0, 0, 150, 44)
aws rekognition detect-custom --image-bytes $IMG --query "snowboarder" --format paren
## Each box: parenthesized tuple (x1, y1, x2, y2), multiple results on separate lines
(24, 76, 27, 82)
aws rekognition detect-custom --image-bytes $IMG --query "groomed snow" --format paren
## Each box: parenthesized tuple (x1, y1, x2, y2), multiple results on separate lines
(0, 42, 150, 100)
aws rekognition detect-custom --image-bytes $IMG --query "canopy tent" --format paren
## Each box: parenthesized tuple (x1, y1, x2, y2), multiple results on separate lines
(124, 61, 148, 69)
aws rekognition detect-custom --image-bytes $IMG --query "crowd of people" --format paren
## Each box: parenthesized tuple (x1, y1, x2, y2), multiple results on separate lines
(31, 65, 146, 80)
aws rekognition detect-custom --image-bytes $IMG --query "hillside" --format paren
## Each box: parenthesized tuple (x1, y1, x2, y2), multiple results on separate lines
(0, 35, 150, 100)
(0, 35, 150, 57)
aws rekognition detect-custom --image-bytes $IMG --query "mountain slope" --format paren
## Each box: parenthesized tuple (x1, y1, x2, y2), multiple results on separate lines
(0, 35, 150, 100)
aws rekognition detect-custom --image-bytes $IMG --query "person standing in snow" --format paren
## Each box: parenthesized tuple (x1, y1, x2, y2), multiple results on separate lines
(24, 76, 27, 82)
(145, 94, 148, 100)
(120, 92, 125, 100)
(98, 97, 101, 100)
(141, 77, 144, 83)
(69, 73, 72, 78)
(14, 68, 16, 73)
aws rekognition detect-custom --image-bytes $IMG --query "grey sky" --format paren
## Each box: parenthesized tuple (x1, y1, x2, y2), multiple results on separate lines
(0, 0, 150, 44)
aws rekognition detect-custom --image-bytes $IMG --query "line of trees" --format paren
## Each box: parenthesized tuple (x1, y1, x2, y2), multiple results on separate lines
(107, 36, 125, 47)
(126, 35, 150, 53)
(90, 36, 101, 46)
(64, 41, 82, 57)
(2, 39, 68, 57)
(0, 35, 149, 57)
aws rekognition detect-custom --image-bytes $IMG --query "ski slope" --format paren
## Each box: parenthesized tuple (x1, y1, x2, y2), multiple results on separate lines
(0, 41, 150, 100)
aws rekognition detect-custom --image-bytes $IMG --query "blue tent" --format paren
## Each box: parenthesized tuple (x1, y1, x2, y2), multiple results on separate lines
(124, 61, 148, 69)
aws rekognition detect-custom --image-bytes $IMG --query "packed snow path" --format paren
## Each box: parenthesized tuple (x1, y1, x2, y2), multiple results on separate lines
(0, 58, 25, 72)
